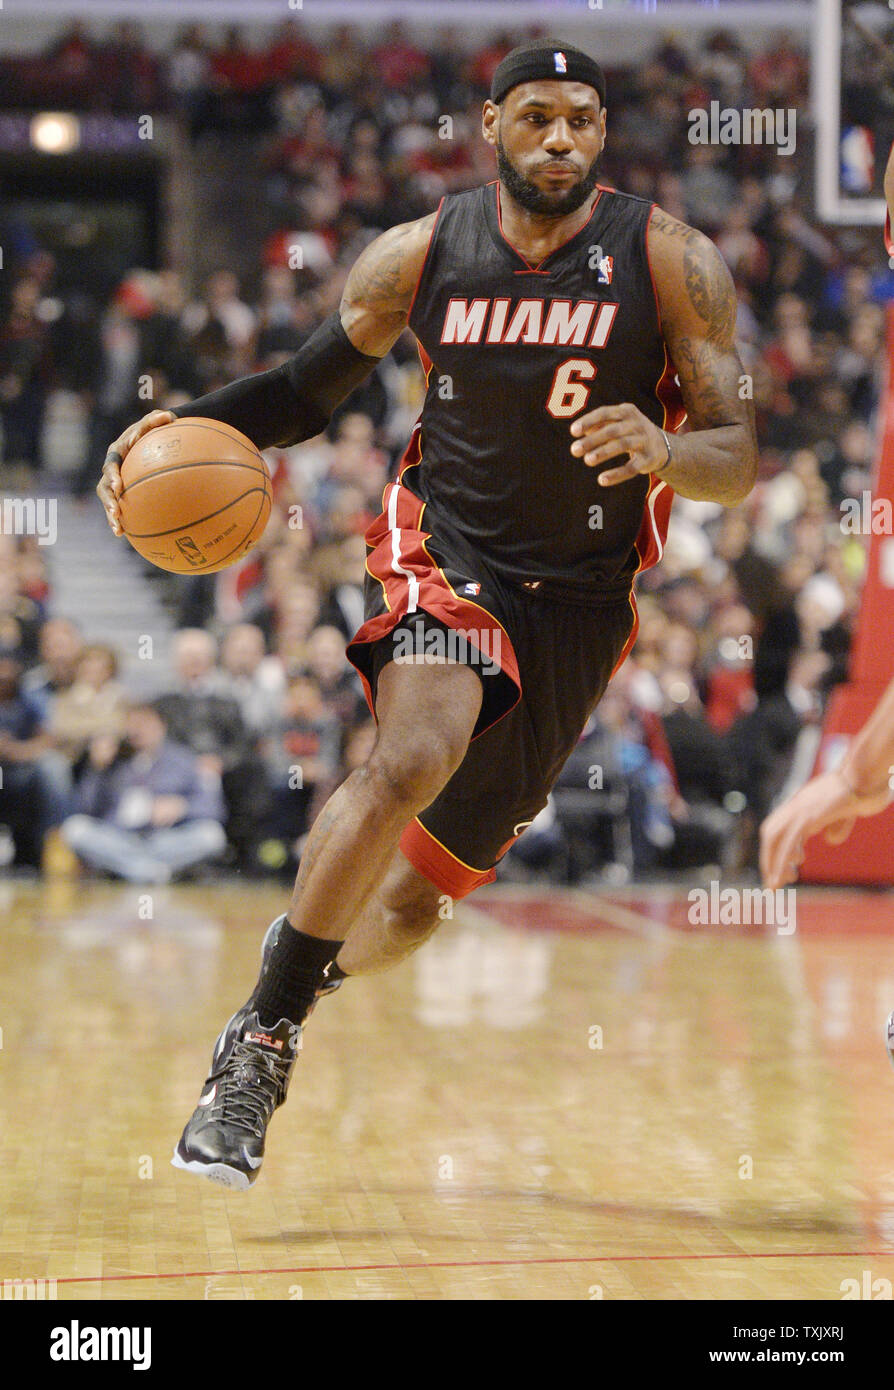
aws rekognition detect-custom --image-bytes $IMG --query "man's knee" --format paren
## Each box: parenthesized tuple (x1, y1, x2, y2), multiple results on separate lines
(194, 820, 227, 857)
(379, 856, 447, 942)
(62, 814, 94, 848)
(366, 656, 481, 812)
(365, 726, 469, 813)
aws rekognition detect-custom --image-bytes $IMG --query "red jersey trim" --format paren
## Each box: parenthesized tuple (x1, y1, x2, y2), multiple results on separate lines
(646, 202, 664, 333)
(346, 482, 522, 738)
(399, 819, 496, 897)
(407, 198, 445, 323)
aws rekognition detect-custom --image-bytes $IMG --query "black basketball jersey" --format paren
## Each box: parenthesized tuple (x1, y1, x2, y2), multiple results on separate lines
(401, 180, 686, 598)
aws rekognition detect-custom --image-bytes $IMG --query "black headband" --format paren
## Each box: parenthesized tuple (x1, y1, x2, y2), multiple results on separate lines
(490, 41, 607, 109)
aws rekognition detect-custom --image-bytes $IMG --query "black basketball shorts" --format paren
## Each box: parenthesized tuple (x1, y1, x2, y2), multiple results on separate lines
(346, 480, 638, 899)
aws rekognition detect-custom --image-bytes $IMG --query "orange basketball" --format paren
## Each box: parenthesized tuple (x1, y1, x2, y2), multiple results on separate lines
(118, 417, 272, 574)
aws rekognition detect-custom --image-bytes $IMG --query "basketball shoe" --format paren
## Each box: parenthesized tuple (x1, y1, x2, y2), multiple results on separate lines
(171, 914, 344, 1189)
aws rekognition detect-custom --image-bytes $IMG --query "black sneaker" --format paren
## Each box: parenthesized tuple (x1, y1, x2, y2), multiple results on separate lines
(171, 915, 345, 1190)
(171, 1009, 300, 1190)
(171, 914, 297, 1190)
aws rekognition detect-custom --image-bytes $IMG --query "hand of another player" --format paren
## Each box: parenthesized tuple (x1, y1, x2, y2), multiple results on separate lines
(759, 769, 893, 890)
(570, 402, 669, 486)
(97, 409, 176, 536)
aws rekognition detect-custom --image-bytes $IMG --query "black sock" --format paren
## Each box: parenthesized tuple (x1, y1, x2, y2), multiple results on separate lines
(252, 919, 344, 1028)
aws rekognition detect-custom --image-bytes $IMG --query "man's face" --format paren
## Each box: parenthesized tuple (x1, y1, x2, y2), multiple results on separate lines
(40, 621, 82, 675)
(126, 707, 165, 752)
(484, 80, 606, 218)
(175, 635, 214, 683)
(222, 626, 263, 676)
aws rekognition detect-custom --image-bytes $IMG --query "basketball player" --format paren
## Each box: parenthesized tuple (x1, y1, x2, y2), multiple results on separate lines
(760, 138, 894, 892)
(98, 41, 758, 1188)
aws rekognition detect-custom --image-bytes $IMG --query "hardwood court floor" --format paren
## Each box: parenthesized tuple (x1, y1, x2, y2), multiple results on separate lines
(2, 874, 894, 1300)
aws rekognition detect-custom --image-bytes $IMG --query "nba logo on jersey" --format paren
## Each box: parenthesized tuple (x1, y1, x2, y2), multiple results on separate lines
(554, 51, 567, 74)
(596, 253, 614, 285)
(463, 581, 481, 595)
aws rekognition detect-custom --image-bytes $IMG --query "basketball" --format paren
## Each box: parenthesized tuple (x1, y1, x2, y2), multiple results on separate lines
(118, 417, 272, 574)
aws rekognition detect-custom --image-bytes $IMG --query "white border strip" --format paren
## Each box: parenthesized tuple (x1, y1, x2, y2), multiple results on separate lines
(386, 483, 420, 615)
(5, 0, 812, 22)
(813, 0, 887, 228)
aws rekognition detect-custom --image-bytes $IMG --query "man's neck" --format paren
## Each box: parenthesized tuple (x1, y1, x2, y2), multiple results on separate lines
(496, 183, 600, 263)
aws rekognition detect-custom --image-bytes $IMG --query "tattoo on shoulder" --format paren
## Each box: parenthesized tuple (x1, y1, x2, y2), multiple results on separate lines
(648, 206, 701, 244)
(682, 241, 736, 347)
(340, 212, 437, 355)
(346, 214, 436, 310)
(651, 206, 736, 348)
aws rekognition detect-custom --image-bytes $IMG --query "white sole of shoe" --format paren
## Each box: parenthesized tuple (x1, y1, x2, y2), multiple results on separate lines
(170, 1148, 255, 1191)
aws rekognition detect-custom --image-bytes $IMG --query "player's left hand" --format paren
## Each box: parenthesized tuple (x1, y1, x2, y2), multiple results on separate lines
(759, 769, 893, 890)
(570, 403, 668, 485)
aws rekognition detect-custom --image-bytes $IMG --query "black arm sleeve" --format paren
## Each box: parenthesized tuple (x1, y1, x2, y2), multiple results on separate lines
(170, 312, 382, 450)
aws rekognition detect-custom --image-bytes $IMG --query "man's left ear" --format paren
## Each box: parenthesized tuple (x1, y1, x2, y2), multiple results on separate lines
(481, 100, 497, 146)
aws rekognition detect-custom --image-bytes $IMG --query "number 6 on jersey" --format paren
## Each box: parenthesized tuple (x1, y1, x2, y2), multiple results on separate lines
(546, 357, 597, 418)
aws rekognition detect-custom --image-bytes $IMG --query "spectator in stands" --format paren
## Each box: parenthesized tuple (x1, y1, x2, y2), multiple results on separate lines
(265, 18, 322, 85)
(0, 276, 54, 474)
(219, 622, 286, 734)
(372, 21, 431, 90)
(250, 573, 320, 661)
(181, 270, 256, 384)
(0, 644, 50, 868)
(304, 623, 366, 728)
(62, 700, 226, 883)
(43, 20, 96, 107)
(262, 671, 341, 859)
(207, 26, 273, 133)
(73, 272, 178, 497)
(164, 24, 212, 135)
(318, 532, 366, 640)
(48, 642, 128, 778)
(155, 628, 272, 871)
(23, 616, 84, 717)
(319, 24, 367, 101)
(0, 552, 43, 663)
(97, 21, 159, 112)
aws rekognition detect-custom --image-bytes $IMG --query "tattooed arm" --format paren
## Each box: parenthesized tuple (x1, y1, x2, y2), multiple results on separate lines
(98, 213, 437, 532)
(644, 207, 757, 504)
(339, 212, 437, 355)
(569, 206, 757, 507)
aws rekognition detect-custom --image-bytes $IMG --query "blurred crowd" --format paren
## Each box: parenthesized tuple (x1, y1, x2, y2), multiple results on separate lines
(0, 20, 892, 882)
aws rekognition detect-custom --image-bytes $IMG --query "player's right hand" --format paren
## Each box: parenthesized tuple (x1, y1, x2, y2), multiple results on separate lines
(97, 409, 176, 535)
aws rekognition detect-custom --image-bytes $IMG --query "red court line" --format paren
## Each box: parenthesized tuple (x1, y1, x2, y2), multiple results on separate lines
(45, 1248, 894, 1288)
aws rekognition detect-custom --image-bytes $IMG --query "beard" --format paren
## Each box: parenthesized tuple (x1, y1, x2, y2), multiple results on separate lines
(496, 134, 602, 218)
